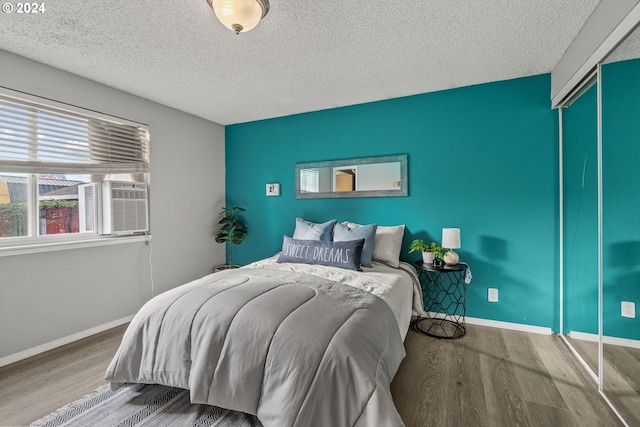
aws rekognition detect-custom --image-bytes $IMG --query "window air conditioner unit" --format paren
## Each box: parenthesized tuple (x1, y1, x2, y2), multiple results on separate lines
(102, 181, 149, 235)
(78, 181, 149, 235)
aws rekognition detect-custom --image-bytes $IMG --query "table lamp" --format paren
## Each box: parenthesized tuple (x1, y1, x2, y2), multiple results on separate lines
(442, 228, 461, 265)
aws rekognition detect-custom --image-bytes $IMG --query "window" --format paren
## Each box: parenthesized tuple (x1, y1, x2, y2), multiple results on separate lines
(299, 168, 319, 193)
(0, 88, 149, 245)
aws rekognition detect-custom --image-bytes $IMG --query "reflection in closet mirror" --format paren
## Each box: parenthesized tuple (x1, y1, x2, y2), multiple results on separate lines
(600, 22, 640, 426)
(553, 3, 640, 424)
(561, 73, 599, 376)
(560, 16, 640, 426)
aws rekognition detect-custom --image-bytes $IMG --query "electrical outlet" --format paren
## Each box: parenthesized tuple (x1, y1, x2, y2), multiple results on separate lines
(488, 288, 499, 303)
(621, 301, 636, 318)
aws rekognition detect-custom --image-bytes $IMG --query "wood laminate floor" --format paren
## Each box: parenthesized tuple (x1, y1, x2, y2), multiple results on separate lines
(0, 323, 624, 427)
(391, 325, 623, 427)
(566, 337, 640, 425)
(0, 324, 128, 427)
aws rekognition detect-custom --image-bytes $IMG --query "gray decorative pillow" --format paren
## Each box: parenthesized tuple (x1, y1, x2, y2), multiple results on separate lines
(343, 222, 405, 268)
(277, 236, 364, 271)
(333, 222, 378, 267)
(292, 218, 337, 241)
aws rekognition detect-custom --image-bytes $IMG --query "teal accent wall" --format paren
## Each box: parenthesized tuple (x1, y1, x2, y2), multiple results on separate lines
(226, 74, 559, 330)
(602, 58, 640, 340)
(562, 84, 598, 335)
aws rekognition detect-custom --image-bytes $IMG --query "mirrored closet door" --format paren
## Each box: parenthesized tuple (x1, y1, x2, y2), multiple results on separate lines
(561, 19, 640, 427)
(561, 75, 599, 376)
(601, 22, 640, 425)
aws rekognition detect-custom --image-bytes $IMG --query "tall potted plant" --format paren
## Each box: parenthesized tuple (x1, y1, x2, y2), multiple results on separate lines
(214, 206, 247, 271)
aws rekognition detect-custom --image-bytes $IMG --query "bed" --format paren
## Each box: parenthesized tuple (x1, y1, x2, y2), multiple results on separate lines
(105, 220, 424, 427)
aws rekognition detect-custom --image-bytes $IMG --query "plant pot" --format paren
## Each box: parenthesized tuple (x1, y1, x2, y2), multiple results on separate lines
(422, 251, 435, 264)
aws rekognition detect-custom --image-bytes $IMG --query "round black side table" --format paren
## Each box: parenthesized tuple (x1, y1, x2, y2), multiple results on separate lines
(413, 260, 469, 339)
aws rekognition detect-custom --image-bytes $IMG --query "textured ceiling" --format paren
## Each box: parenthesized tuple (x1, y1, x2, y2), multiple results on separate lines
(0, 0, 601, 125)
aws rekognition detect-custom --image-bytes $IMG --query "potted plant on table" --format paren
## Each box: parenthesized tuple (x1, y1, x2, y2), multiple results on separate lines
(409, 239, 447, 266)
(214, 206, 247, 272)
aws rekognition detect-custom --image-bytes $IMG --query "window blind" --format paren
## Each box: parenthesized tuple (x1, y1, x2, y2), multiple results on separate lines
(0, 89, 149, 174)
(300, 168, 319, 193)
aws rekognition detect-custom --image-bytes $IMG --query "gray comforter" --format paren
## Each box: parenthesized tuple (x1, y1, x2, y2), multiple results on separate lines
(105, 267, 406, 427)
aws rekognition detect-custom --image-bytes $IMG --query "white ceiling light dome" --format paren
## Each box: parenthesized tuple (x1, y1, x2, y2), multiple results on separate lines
(207, 0, 270, 35)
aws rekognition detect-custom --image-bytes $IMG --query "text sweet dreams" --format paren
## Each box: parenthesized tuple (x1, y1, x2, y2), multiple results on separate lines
(277, 236, 365, 271)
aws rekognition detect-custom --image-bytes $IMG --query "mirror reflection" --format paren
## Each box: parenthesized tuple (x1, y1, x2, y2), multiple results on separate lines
(296, 154, 407, 199)
(562, 21, 640, 427)
(600, 23, 640, 426)
(561, 76, 598, 376)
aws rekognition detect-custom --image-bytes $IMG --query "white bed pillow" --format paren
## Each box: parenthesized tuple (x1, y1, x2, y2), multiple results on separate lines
(343, 222, 405, 268)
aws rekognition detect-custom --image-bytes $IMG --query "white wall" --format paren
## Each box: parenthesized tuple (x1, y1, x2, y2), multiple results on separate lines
(0, 50, 226, 360)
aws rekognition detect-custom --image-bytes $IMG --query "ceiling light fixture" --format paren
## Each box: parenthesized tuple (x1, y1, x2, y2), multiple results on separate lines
(206, 0, 270, 35)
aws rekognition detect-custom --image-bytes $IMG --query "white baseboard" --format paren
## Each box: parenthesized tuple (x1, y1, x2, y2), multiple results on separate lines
(568, 331, 640, 350)
(421, 311, 554, 335)
(465, 316, 554, 335)
(0, 315, 133, 368)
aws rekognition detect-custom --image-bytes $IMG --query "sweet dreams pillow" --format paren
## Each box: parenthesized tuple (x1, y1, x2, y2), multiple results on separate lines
(277, 236, 364, 271)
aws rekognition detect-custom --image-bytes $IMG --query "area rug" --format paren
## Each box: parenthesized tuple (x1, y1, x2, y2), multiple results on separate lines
(31, 383, 263, 427)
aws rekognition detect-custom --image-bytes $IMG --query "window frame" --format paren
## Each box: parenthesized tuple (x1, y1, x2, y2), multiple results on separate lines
(0, 87, 151, 252)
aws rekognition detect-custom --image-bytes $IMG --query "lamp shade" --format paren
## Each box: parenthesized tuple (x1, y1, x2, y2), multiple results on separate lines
(442, 228, 461, 249)
(211, 0, 269, 34)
